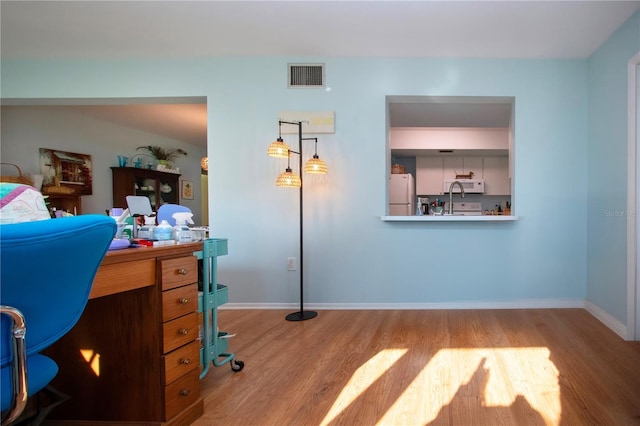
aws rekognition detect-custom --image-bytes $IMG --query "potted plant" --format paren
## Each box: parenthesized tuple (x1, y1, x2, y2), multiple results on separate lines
(136, 146, 187, 166)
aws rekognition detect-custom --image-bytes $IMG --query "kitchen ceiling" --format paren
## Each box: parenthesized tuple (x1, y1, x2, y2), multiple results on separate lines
(1, 1, 637, 146)
(389, 100, 512, 128)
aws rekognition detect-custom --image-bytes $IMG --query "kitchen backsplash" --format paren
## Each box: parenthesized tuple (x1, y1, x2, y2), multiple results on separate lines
(417, 193, 512, 214)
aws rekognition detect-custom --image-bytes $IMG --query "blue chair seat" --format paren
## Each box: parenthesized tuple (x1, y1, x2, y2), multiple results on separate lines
(1, 214, 116, 423)
(0, 354, 58, 411)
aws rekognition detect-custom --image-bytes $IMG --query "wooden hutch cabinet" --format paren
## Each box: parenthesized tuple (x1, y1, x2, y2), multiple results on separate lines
(112, 167, 180, 210)
(40, 191, 83, 215)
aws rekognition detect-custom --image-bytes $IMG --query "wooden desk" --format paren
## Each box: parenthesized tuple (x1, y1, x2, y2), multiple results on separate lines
(44, 242, 204, 425)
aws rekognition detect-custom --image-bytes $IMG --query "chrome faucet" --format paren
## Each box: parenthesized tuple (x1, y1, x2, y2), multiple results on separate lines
(448, 181, 465, 214)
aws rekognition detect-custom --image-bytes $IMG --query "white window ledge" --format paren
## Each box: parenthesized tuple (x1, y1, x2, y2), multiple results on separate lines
(381, 215, 520, 222)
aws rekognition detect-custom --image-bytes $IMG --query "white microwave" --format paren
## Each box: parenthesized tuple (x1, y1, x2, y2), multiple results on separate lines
(443, 179, 485, 194)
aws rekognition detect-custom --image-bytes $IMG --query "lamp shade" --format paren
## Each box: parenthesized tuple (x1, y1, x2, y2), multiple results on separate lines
(276, 168, 301, 188)
(304, 155, 328, 174)
(200, 156, 208, 171)
(267, 138, 291, 158)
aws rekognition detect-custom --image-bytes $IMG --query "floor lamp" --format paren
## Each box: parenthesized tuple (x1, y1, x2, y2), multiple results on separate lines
(267, 120, 328, 321)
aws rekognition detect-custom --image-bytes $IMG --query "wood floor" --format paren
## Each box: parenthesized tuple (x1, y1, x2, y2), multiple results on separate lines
(194, 309, 640, 426)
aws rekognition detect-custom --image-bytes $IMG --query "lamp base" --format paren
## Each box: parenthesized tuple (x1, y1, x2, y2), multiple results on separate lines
(285, 310, 318, 321)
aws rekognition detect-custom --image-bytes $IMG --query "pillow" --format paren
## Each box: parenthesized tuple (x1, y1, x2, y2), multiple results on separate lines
(0, 183, 51, 223)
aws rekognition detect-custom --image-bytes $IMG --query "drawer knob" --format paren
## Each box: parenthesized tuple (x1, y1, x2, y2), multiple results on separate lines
(179, 298, 189, 304)
(178, 328, 189, 335)
(180, 358, 191, 365)
(177, 268, 188, 275)
(180, 389, 191, 396)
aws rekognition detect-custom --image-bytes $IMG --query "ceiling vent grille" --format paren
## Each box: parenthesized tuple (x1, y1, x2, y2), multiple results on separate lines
(288, 63, 325, 88)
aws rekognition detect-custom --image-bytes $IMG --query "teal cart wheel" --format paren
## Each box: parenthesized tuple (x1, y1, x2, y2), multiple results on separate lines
(231, 359, 244, 372)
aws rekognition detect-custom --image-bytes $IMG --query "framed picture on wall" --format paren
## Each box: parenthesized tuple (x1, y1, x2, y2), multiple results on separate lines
(181, 180, 194, 200)
(39, 148, 93, 195)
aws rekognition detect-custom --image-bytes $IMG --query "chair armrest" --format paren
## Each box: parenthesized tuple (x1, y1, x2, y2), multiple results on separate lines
(1, 305, 28, 424)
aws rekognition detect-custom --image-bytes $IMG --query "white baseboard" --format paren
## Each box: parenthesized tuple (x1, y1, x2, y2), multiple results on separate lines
(223, 299, 628, 338)
(223, 299, 585, 311)
(584, 300, 627, 339)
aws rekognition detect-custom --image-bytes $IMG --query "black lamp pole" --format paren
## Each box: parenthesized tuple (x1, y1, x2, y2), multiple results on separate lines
(282, 120, 318, 322)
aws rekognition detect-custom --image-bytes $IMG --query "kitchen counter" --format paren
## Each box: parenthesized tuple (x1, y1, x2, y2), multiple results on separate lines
(381, 215, 519, 222)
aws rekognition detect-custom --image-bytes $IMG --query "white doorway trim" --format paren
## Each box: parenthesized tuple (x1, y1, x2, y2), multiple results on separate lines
(627, 51, 640, 340)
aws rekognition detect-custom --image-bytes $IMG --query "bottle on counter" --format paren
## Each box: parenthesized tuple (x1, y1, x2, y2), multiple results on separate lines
(121, 216, 135, 240)
(155, 220, 173, 241)
(138, 215, 156, 240)
(172, 212, 193, 243)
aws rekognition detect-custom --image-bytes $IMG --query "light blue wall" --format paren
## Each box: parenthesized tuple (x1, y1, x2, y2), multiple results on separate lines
(587, 11, 640, 324)
(1, 56, 588, 306)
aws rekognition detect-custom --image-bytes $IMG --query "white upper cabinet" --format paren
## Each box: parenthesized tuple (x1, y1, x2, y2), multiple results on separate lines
(416, 156, 444, 195)
(415, 155, 509, 196)
(443, 157, 463, 181)
(483, 156, 510, 195)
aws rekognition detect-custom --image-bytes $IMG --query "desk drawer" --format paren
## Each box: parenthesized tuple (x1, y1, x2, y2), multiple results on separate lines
(91, 258, 155, 299)
(162, 284, 198, 322)
(161, 256, 198, 291)
(164, 368, 200, 420)
(163, 312, 198, 353)
(163, 340, 199, 385)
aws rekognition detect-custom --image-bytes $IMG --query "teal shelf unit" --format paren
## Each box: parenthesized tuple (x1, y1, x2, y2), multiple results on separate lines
(195, 238, 243, 377)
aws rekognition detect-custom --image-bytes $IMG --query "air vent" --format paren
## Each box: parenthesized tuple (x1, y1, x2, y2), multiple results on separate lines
(288, 63, 325, 88)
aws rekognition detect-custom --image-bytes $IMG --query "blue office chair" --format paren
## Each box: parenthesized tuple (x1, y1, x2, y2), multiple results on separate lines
(0, 215, 116, 424)
(156, 203, 192, 226)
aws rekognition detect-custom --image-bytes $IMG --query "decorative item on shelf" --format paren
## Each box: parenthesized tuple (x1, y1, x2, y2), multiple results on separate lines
(156, 164, 181, 173)
(160, 183, 172, 194)
(136, 146, 187, 171)
(0, 163, 33, 186)
(128, 153, 156, 169)
(455, 171, 474, 179)
(391, 164, 406, 174)
(267, 120, 329, 322)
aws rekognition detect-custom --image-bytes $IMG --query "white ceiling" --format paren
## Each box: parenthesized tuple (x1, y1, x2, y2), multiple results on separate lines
(2, 1, 638, 59)
(1, 1, 638, 146)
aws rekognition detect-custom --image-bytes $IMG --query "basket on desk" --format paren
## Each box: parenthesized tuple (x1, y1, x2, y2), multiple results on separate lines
(0, 163, 33, 186)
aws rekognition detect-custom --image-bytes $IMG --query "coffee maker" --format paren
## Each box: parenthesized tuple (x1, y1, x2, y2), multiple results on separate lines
(417, 197, 429, 215)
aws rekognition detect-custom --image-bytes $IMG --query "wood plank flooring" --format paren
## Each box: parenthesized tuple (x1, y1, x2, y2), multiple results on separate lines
(194, 309, 640, 426)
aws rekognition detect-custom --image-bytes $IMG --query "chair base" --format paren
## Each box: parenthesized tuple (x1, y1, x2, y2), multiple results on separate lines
(3, 386, 69, 426)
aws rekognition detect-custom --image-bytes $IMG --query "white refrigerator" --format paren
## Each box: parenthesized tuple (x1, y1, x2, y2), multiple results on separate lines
(389, 174, 415, 215)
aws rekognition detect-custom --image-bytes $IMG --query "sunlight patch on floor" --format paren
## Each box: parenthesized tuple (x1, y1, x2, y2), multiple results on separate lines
(320, 348, 408, 426)
(320, 347, 560, 426)
(377, 347, 560, 425)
